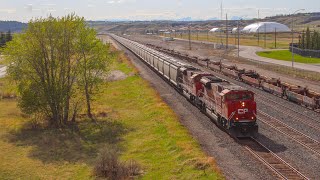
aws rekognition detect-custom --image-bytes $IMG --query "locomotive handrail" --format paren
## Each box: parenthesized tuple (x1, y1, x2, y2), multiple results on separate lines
(227, 111, 236, 128)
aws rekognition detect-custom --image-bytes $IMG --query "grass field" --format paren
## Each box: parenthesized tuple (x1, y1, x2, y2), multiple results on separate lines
(256, 50, 320, 64)
(0, 48, 222, 179)
(168, 32, 296, 49)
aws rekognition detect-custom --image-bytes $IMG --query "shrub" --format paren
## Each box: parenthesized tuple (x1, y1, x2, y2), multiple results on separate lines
(94, 147, 141, 179)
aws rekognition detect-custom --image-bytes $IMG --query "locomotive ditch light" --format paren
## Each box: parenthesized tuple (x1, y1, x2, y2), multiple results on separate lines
(241, 102, 245, 107)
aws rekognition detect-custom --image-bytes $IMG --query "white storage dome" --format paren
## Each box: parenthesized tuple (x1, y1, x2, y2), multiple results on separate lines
(209, 28, 223, 32)
(242, 22, 291, 33)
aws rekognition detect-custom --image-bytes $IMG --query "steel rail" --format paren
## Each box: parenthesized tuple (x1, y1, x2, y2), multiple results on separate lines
(111, 34, 311, 180)
(240, 137, 309, 180)
(258, 110, 320, 157)
(147, 44, 320, 115)
(255, 98, 320, 132)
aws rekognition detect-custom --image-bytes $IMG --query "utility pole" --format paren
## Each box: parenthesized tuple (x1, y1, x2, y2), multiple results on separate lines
(291, 9, 305, 68)
(264, 23, 267, 48)
(207, 31, 209, 41)
(291, 15, 294, 67)
(275, 28, 277, 49)
(238, 20, 240, 58)
(197, 30, 199, 40)
(226, 13, 228, 49)
(220, 1, 223, 44)
(258, 26, 260, 46)
(188, 26, 191, 50)
(234, 28, 237, 45)
(257, 9, 260, 46)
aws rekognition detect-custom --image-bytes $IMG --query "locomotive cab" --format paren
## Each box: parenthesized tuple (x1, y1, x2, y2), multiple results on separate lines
(220, 89, 258, 137)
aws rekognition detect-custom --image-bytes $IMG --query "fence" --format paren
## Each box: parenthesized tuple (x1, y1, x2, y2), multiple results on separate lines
(289, 46, 320, 58)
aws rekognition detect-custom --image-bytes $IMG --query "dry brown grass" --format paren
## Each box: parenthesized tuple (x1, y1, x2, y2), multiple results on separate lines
(93, 147, 142, 179)
(0, 42, 223, 179)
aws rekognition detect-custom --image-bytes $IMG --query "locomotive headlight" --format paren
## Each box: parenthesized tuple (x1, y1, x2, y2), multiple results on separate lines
(236, 117, 239, 120)
(241, 102, 245, 107)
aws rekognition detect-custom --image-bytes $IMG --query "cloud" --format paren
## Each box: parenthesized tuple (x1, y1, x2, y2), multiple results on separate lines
(88, 4, 96, 8)
(46, 8, 56, 12)
(25, 4, 33, 12)
(0, 8, 17, 14)
(107, 0, 135, 4)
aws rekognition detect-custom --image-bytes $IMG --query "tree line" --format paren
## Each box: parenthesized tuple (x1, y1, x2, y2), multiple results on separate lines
(3, 14, 111, 127)
(0, 30, 12, 47)
(299, 27, 320, 50)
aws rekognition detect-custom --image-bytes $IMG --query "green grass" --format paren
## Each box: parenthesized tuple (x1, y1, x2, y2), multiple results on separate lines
(0, 49, 223, 179)
(234, 56, 320, 81)
(256, 50, 320, 64)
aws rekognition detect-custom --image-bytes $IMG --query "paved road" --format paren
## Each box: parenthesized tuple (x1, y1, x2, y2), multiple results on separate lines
(239, 45, 320, 73)
(172, 37, 320, 73)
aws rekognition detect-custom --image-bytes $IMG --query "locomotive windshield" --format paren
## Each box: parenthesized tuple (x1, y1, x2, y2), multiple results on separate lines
(225, 93, 253, 101)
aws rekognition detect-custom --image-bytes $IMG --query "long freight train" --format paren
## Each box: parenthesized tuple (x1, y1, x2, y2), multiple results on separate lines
(203, 61, 320, 111)
(147, 45, 320, 111)
(111, 34, 258, 137)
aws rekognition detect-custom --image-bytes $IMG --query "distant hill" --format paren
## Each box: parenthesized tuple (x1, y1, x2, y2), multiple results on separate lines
(265, 12, 320, 29)
(1, 12, 319, 34)
(93, 12, 320, 34)
(0, 21, 27, 32)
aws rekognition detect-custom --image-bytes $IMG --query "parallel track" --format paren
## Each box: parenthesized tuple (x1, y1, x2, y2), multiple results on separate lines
(258, 110, 320, 156)
(255, 98, 320, 132)
(148, 44, 320, 136)
(147, 44, 320, 115)
(256, 94, 320, 124)
(111, 35, 311, 179)
(240, 138, 308, 180)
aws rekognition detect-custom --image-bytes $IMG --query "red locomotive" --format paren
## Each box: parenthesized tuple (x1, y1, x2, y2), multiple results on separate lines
(177, 67, 258, 137)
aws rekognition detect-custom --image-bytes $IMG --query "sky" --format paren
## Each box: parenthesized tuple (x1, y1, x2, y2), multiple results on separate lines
(0, 0, 319, 22)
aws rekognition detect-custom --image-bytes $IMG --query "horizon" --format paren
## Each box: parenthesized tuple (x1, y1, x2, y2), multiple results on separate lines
(1, 0, 319, 22)
(1, 11, 318, 23)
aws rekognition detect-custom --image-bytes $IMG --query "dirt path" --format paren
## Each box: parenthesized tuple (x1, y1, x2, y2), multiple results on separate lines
(0, 66, 7, 78)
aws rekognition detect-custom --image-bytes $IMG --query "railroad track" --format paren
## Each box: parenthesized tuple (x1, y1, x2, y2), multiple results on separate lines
(111, 36, 313, 179)
(147, 45, 320, 132)
(255, 98, 320, 132)
(239, 138, 308, 180)
(149, 44, 320, 156)
(147, 44, 320, 115)
(256, 94, 320, 123)
(258, 110, 320, 156)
